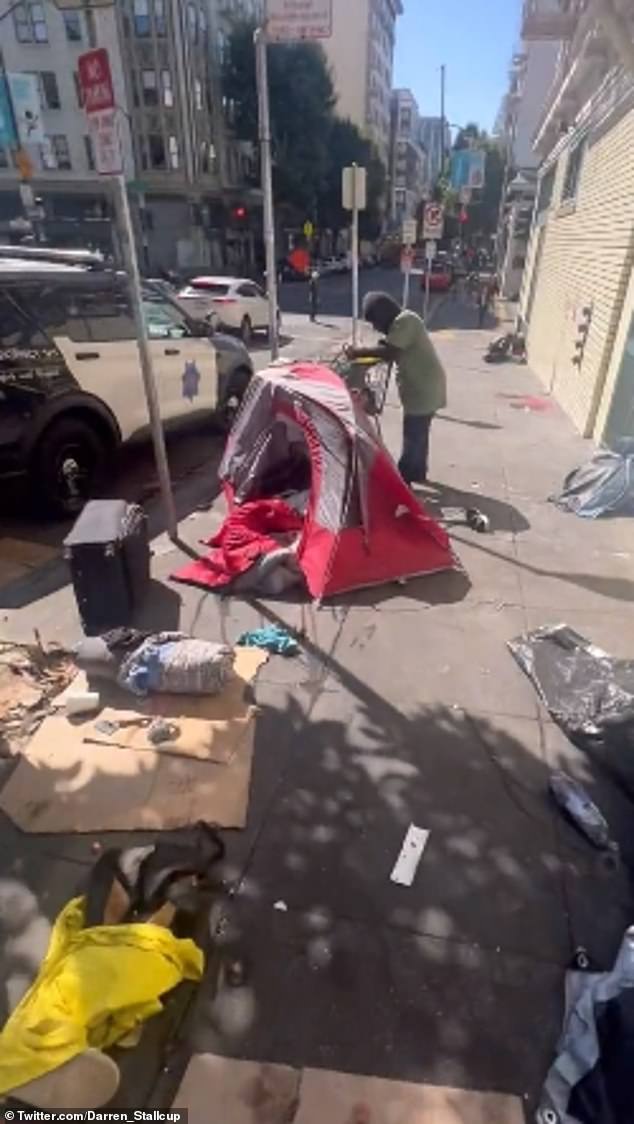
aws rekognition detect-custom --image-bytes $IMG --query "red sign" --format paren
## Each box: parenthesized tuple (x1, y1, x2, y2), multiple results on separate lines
(459, 207, 469, 224)
(78, 48, 115, 115)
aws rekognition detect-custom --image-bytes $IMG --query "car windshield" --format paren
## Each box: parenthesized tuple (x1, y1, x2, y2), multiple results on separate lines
(188, 281, 230, 295)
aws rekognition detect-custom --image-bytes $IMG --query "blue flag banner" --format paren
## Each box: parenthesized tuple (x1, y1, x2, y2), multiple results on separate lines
(0, 77, 17, 149)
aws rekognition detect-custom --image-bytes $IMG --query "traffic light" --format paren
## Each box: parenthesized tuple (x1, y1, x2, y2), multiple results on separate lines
(232, 205, 247, 221)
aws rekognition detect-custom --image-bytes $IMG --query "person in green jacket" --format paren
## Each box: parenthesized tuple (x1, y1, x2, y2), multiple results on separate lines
(346, 292, 447, 485)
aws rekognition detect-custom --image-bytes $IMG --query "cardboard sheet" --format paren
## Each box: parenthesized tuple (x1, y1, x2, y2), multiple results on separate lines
(0, 647, 267, 834)
(173, 1056, 526, 1124)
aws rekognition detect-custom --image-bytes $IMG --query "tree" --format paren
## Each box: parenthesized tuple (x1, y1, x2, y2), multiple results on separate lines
(450, 123, 506, 237)
(318, 118, 385, 240)
(222, 21, 336, 218)
(222, 23, 386, 232)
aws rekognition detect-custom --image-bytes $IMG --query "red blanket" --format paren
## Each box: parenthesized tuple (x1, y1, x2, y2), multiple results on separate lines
(173, 498, 303, 590)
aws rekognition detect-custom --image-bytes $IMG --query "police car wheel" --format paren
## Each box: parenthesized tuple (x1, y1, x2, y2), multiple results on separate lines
(33, 417, 107, 518)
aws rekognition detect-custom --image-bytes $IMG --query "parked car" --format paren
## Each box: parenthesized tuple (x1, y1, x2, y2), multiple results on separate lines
(144, 276, 220, 329)
(419, 257, 454, 292)
(0, 247, 253, 517)
(176, 276, 275, 345)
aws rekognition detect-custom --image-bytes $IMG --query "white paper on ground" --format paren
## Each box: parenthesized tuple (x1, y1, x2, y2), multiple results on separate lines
(390, 825, 430, 887)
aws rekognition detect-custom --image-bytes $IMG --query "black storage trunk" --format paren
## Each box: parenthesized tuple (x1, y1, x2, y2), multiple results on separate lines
(64, 500, 150, 635)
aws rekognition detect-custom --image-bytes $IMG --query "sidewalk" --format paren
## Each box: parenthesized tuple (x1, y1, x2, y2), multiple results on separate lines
(2, 297, 634, 1118)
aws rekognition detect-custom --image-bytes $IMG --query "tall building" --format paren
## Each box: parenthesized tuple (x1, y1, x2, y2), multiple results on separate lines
(518, 0, 634, 442)
(0, 0, 257, 272)
(388, 88, 426, 225)
(418, 117, 450, 191)
(495, 25, 561, 297)
(321, 0, 403, 164)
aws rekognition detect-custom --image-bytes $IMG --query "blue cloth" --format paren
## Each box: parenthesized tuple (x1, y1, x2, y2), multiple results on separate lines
(237, 626, 299, 657)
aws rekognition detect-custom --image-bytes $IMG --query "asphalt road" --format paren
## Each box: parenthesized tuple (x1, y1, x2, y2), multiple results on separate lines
(279, 263, 425, 319)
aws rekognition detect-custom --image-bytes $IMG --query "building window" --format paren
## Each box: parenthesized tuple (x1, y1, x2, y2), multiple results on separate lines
(142, 69, 158, 106)
(148, 133, 165, 168)
(161, 69, 173, 107)
(83, 134, 95, 171)
(63, 10, 82, 41)
(168, 135, 179, 169)
(13, 2, 48, 42)
(38, 72, 60, 110)
(536, 165, 555, 215)
(154, 0, 166, 36)
(194, 78, 202, 110)
(200, 140, 209, 174)
(133, 0, 150, 36)
(0, 147, 8, 168)
(199, 5, 207, 35)
(51, 134, 72, 170)
(562, 138, 585, 203)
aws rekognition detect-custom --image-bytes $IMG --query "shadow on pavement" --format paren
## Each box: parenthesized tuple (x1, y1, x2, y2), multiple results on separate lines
(0, 426, 225, 613)
(437, 414, 502, 432)
(426, 482, 531, 537)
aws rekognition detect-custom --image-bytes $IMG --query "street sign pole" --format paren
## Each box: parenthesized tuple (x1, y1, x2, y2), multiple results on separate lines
(255, 26, 279, 361)
(79, 46, 177, 539)
(423, 241, 434, 323)
(113, 175, 177, 538)
(351, 163, 360, 345)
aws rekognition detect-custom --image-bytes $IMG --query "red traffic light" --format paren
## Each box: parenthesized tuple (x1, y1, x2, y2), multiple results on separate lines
(233, 206, 247, 220)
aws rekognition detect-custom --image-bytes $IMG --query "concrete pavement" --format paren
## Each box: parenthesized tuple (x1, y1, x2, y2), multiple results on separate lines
(2, 291, 634, 1119)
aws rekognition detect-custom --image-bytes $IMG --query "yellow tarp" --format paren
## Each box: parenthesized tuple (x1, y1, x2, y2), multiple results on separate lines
(0, 896, 204, 1095)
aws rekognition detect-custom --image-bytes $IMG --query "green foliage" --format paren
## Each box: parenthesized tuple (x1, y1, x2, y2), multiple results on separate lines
(222, 22, 385, 230)
(449, 122, 506, 236)
(318, 118, 385, 239)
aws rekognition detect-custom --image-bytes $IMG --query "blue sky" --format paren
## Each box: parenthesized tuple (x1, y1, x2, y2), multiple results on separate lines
(393, 0, 521, 135)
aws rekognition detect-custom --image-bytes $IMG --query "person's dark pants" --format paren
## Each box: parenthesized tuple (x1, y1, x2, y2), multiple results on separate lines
(399, 413, 433, 485)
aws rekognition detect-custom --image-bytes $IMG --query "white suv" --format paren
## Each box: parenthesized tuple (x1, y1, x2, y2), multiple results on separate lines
(177, 276, 273, 344)
(0, 248, 252, 517)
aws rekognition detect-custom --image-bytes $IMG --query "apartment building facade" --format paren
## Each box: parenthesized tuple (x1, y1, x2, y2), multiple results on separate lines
(388, 88, 426, 225)
(495, 26, 561, 297)
(519, 0, 634, 444)
(321, 0, 403, 165)
(0, 0, 256, 272)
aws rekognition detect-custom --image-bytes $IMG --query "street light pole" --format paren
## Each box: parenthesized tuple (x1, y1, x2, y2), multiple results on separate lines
(255, 25, 279, 361)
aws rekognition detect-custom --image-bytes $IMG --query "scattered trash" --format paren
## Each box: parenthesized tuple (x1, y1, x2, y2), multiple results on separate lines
(484, 331, 527, 364)
(508, 625, 634, 797)
(549, 771, 619, 853)
(147, 718, 181, 746)
(465, 507, 491, 533)
(65, 690, 101, 717)
(504, 394, 554, 412)
(538, 925, 634, 1124)
(390, 825, 430, 887)
(550, 441, 634, 518)
(0, 824, 224, 1104)
(117, 634, 235, 697)
(237, 626, 300, 657)
(273, 900, 288, 912)
(0, 642, 75, 755)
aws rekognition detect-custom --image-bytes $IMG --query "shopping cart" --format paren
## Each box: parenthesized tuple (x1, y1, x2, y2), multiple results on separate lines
(326, 349, 394, 433)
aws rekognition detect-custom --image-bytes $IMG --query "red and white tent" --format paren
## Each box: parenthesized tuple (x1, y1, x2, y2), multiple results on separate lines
(173, 362, 456, 599)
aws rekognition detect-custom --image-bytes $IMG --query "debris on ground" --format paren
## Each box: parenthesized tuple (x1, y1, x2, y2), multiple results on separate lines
(550, 442, 634, 519)
(0, 823, 223, 1108)
(237, 626, 300, 656)
(390, 825, 430, 887)
(0, 642, 75, 756)
(549, 771, 619, 853)
(508, 625, 634, 797)
(538, 925, 634, 1124)
(75, 631, 234, 697)
(440, 507, 491, 533)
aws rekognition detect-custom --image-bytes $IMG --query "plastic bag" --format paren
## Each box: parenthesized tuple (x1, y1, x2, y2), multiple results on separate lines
(118, 632, 234, 696)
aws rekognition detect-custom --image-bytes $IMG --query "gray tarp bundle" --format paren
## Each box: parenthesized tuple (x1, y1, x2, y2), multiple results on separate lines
(551, 442, 634, 519)
(508, 625, 634, 797)
(538, 927, 634, 1124)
